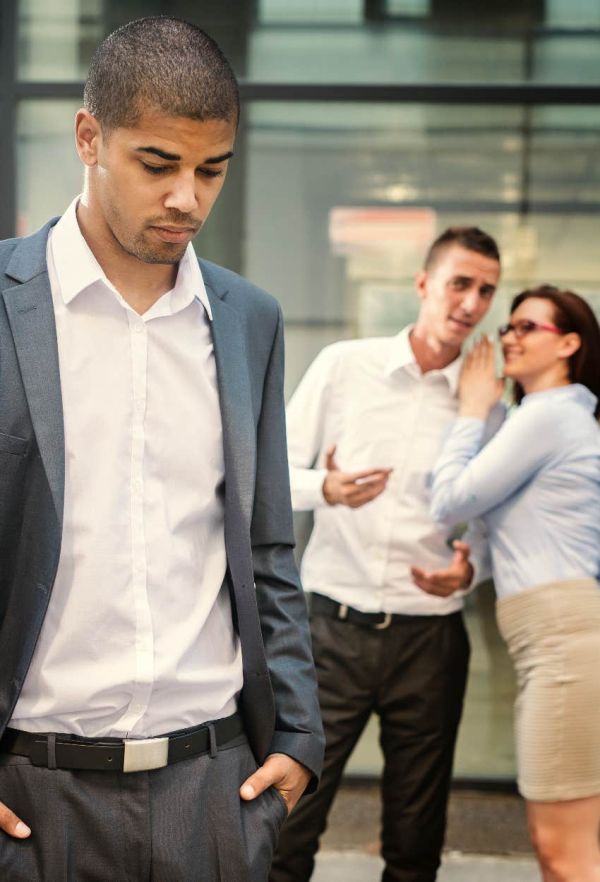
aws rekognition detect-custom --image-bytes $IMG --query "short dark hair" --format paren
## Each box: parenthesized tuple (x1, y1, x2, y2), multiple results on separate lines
(423, 226, 500, 270)
(510, 285, 600, 418)
(83, 17, 240, 132)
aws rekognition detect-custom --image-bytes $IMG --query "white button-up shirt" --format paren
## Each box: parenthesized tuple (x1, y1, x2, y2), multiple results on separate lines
(10, 198, 242, 737)
(287, 328, 495, 616)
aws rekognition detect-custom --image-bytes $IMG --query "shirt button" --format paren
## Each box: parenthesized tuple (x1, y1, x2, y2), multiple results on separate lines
(132, 324, 144, 334)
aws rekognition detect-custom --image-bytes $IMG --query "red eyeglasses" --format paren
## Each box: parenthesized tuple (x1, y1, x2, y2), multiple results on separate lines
(497, 319, 564, 339)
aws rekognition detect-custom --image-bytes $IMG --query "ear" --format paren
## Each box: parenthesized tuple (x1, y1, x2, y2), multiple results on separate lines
(557, 331, 581, 360)
(75, 109, 103, 168)
(415, 269, 428, 302)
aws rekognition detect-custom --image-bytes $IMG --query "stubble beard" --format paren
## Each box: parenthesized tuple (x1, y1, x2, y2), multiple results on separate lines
(125, 231, 188, 265)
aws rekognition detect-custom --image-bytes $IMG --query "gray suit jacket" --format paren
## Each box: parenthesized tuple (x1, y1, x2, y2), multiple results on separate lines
(0, 219, 324, 784)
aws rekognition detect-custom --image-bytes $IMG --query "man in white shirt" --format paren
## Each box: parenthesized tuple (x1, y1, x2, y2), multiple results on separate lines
(270, 227, 501, 882)
(0, 17, 323, 881)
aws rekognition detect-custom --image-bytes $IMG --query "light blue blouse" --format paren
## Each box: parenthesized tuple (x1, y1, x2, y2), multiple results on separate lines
(430, 384, 600, 599)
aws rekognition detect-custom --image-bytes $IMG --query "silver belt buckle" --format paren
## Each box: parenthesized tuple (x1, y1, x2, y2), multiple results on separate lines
(123, 736, 169, 773)
(373, 612, 392, 630)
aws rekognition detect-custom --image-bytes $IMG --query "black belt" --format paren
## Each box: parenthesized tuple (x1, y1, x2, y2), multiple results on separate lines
(310, 593, 406, 630)
(0, 712, 244, 773)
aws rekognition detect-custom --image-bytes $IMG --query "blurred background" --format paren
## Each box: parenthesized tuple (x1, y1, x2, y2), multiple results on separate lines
(2, 0, 599, 789)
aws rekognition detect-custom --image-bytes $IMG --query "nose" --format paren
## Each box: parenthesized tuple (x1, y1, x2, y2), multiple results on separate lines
(164, 172, 198, 214)
(459, 287, 480, 315)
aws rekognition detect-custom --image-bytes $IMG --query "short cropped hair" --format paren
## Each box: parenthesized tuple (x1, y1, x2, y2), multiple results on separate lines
(423, 226, 500, 270)
(83, 16, 240, 132)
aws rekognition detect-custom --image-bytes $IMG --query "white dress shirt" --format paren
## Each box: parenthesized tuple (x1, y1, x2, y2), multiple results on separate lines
(287, 328, 500, 616)
(431, 384, 600, 599)
(10, 198, 242, 737)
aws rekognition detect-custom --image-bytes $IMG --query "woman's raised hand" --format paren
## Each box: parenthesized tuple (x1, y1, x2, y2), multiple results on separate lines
(458, 336, 505, 419)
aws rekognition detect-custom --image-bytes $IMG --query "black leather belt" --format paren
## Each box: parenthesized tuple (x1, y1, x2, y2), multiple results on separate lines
(310, 592, 405, 630)
(0, 712, 244, 773)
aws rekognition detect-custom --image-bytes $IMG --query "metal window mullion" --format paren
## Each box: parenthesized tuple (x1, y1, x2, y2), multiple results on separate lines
(13, 81, 600, 105)
(0, 0, 17, 239)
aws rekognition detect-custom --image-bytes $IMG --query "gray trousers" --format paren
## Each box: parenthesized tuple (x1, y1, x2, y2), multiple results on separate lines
(0, 734, 287, 881)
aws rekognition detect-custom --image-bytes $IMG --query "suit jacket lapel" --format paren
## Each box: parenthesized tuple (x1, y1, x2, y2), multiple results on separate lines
(204, 273, 273, 734)
(206, 285, 256, 530)
(2, 222, 64, 523)
(1, 236, 258, 542)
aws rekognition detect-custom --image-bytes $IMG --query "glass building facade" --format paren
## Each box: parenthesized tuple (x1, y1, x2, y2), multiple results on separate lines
(2, 0, 600, 782)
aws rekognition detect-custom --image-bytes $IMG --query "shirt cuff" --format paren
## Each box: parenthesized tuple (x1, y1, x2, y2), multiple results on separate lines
(290, 468, 329, 511)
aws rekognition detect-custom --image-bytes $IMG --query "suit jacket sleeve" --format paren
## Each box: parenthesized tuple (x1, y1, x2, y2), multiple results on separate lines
(250, 304, 325, 787)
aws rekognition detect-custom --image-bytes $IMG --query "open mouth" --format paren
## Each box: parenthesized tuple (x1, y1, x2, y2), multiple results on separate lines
(448, 316, 472, 330)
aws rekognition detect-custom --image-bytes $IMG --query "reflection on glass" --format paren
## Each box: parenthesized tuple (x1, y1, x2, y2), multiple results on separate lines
(248, 27, 525, 84)
(258, 0, 362, 24)
(16, 100, 82, 234)
(243, 100, 600, 777)
(385, 0, 430, 17)
(546, 0, 600, 28)
(14, 90, 600, 781)
(18, 0, 102, 82)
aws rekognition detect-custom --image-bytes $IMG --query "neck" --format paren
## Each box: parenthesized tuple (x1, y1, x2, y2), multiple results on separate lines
(522, 373, 571, 396)
(76, 200, 178, 315)
(409, 322, 461, 373)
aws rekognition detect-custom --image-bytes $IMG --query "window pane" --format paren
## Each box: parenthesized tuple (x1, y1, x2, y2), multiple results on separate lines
(248, 28, 526, 84)
(258, 0, 363, 24)
(18, 0, 103, 82)
(15, 91, 600, 782)
(243, 101, 600, 777)
(546, 0, 600, 28)
(16, 100, 82, 235)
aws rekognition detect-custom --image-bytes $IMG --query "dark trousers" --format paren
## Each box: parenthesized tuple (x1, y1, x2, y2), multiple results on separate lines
(0, 734, 287, 881)
(270, 610, 470, 882)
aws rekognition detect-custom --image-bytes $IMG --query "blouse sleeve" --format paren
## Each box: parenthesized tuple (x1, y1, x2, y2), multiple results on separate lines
(430, 403, 559, 526)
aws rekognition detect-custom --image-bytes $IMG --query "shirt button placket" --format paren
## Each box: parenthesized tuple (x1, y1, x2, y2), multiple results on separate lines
(124, 314, 154, 731)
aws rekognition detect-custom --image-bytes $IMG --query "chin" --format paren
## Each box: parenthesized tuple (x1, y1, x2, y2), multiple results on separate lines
(446, 332, 468, 348)
(501, 360, 521, 379)
(503, 368, 527, 387)
(129, 239, 186, 265)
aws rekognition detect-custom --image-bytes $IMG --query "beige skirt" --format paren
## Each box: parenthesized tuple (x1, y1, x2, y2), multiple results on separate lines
(496, 578, 600, 802)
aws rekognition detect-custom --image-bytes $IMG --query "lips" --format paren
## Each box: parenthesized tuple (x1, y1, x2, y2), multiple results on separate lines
(150, 225, 198, 244)
(448, 316, 472, 330)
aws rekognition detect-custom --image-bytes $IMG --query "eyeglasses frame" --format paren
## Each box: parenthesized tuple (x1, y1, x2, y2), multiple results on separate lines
(497, 319, 564, 339)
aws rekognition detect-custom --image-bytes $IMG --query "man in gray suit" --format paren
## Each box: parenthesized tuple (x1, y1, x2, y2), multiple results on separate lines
(0, 17, 323, 881)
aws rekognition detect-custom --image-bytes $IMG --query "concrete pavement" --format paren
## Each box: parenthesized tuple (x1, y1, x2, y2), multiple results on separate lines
(313, 851, 539, 881)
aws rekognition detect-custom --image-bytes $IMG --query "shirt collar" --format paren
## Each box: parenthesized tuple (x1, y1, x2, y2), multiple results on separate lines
(49, 197, 212, 320)
(384, 324, 463, 395)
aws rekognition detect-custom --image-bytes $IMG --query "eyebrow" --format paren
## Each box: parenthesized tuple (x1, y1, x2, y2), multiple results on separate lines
(135, 146, 234, 164)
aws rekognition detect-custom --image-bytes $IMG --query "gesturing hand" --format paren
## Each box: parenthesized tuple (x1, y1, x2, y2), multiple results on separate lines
(410, 540, 474, 597)
(322, 445, 392, 509)
(239, 753, 311, 815)
(458, 337, 504, 420)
